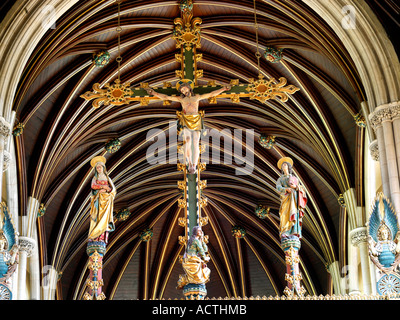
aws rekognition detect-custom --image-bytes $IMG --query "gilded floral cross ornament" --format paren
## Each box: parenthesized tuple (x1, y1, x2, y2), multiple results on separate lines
(80, 79, 135, 108)
(172, 17, 202, 51)
(172, 0, 202, 51)
(246, 74, 300, 103)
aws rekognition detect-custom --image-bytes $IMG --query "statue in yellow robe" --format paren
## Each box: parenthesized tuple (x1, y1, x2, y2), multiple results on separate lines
(88, 156, 116, 242)
(177, 226, 210, 289)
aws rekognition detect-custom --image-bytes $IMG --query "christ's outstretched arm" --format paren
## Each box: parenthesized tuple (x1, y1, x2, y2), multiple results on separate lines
(145, 88, 181, 102)
(197, 85, 231, 100)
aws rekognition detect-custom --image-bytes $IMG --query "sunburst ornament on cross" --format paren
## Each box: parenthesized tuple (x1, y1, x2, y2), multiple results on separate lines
(246, 74, 300, 103)
(248, 0, 300, 104)
(80, 79, 134, 108)
(80, 0, 136, 109)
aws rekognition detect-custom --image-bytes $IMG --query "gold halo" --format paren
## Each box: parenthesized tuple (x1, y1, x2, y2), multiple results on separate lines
(90, 156, 106, 168)
(277, 157, 293, 170)
(176, 79, 194, 91)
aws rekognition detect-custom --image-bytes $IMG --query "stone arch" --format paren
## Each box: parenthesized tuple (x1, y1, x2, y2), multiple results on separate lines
(0, 0, 79, 122)
(302, 0, 400, 296)
(302, 0, 400, 114)
(303, 0, 400, 225)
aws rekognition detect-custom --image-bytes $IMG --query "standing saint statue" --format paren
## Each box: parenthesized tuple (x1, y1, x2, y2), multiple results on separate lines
(276, 157, 307, 297)
(145, 80, 230, 174)
(88, 156, 116, 242)
(276, 157, 307, 240)
(177, 226, 211, 290)
(84, 156, 116, 300)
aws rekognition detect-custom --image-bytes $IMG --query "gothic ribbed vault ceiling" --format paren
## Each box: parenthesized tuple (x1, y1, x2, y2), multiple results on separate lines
(5, 0, 399, 299)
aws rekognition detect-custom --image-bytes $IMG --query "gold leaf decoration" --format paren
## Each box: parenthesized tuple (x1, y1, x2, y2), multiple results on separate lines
(178, 217, 186, 227)
(246, 75, 299, 104)
(80, 79, 134, 108)
(172, 16, 202, 51)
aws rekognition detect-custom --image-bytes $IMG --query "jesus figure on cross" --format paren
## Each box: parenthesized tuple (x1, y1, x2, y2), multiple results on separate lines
(145, 80, 230, 174)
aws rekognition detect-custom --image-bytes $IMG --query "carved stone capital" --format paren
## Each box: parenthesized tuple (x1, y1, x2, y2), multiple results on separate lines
(369, 139, 379, 161)
(350, 227, 368, 247)
(18, 236, 36, 257)
(0, 117, 11, 139)
(369, 101, 400, 131)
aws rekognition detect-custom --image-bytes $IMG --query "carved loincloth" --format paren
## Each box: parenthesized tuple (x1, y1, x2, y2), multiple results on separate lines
(176, 110, 206, 136)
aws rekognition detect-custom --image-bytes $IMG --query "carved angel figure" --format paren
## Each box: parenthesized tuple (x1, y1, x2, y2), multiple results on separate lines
(0, 204, 19, 288)
(367, 193, 400, 274)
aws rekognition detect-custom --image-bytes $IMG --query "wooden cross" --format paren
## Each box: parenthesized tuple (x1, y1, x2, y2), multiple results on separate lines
(80, 0, 300, 241)
(80, 1, 299, 108)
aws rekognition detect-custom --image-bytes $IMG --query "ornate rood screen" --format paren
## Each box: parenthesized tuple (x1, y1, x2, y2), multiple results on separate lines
(81, 0, 300, 300)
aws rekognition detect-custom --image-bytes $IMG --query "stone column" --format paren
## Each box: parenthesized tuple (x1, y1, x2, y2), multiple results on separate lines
(369, 261, 377, 295)
(0, 117, 11, 198)
(393, 116, 400, 188)
(343, 188, 358, 230)
(22, 198, 41, 299)
(347, 242, 360, 295)
(327, 261, 343, 295)
(369, 102, 400, 214)
(375, 125, 390, 196)
(350, 227, 372, 295)
(343, 188, 370, 294)
(382, 120, 400, 210)
(5, 111, 18, 226)
(366, 138, 379, 212)
(29, 230, 41, 299)
(17, 236, 36, 300)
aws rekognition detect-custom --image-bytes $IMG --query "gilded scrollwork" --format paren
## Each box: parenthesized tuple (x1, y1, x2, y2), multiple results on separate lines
(199, 196, 207, 208)
(178, 235, 187, 246)
(246, 75, 300, 103)
(80, 79, 135, 108)
(178, 198, 187, 208)
(172, 14, 202, 51)
(178, 217, 186, 227)
(199, 216, 208, 227)
(198, 180, 207, 190)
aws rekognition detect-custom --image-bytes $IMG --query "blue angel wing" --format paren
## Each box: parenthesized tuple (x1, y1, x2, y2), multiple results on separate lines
(367, 196, 382, 242)
(382, 196, 399, 240)
(1, 203, 17, 251)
